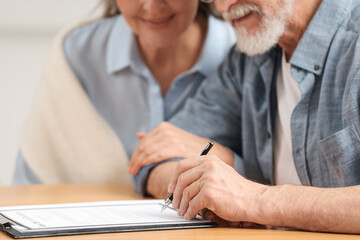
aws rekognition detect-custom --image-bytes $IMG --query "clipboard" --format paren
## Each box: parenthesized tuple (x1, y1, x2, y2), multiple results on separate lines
(0, 200, 216, 239)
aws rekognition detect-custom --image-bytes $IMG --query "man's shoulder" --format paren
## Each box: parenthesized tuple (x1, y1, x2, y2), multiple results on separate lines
(342, 2, 360, 34)
(343, 2, 360, 70)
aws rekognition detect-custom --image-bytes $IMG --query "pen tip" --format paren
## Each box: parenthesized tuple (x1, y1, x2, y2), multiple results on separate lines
(160, 205, 166, 212)
(161, 201, 170, 212)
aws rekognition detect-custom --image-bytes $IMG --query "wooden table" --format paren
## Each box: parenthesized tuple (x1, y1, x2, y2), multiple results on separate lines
(0, 185, 359, 240)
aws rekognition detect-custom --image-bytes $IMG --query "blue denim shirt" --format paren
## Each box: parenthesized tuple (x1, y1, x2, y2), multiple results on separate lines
(135, 0, 360, 195)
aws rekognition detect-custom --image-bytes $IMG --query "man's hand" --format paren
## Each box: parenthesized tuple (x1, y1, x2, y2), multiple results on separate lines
(129, 122, 234, 175)
(168, 155, 267, 222)
(168, 156, 360, 234)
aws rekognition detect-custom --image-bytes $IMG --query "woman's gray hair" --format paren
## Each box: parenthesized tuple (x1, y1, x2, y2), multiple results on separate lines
(102, 0, 120, 18)
(101, 0, 221, 19)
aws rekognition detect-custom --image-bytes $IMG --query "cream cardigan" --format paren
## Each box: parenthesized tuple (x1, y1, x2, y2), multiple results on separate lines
(19, 19, 131, 184)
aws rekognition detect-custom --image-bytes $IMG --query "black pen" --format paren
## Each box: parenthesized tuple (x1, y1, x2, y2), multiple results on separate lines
(161, 140, 214, 212)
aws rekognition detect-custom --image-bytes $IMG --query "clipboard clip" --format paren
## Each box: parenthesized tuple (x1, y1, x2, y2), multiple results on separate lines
(0, 222, 12, 230)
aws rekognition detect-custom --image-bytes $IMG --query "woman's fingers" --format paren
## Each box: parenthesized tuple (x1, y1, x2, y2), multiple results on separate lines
(130, 139, 188, 174)
(129, 130, 166, 174)
(130, 141, 165, 174)
(130, 122, 210, 175)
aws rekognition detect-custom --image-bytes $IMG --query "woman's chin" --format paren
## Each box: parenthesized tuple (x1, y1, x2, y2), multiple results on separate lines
(138, 37, 176, 49)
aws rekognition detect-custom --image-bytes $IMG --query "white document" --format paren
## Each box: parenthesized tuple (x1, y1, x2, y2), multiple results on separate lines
(0, 200, 208, 233)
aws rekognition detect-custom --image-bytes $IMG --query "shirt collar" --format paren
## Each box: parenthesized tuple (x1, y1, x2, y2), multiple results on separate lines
(106, 15, 234, 77)
(106, 15, 135, 74)
(290, 0, 350, 75)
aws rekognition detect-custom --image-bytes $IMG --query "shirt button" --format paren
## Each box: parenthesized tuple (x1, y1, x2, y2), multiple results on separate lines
(314, 65, 320, 71)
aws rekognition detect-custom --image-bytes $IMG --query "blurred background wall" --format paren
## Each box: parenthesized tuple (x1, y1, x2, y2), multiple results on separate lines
(0, 0, 100, 185)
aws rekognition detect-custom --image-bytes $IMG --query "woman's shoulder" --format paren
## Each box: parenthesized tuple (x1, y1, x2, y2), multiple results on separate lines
(208, 15, 235, 36)
(206, 15, 236, 48)
(62, 15, 133, 81)
(64, 15, 122, 55)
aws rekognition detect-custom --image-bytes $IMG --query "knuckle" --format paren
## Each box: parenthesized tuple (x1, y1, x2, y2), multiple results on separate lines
(159, 122, 170, 130)
(178, 174, 186, 185)
(144, 145, 156, 157)
(206, 175, 217, 183)
(179, 144, 186, 153)
(204, 159, 217, 170)
(183, 188, 191, 201)
(164, 130, 174, 138)
(137, 145, 145, 153)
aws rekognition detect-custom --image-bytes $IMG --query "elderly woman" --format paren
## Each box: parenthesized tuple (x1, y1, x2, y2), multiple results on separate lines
(12, 0, 236, 186)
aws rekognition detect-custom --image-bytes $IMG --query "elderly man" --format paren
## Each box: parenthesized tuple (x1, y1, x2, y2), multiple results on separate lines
(130, 0, 360, 234)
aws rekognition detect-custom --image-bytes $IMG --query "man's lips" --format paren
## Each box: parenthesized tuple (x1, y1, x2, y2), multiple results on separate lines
(233, 12, 254, 26)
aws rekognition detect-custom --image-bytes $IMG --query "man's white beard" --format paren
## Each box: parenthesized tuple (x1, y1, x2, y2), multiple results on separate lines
(223, 2, 293, 56)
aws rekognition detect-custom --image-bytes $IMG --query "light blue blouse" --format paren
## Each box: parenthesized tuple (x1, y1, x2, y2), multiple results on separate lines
(13, 14, 236, 184)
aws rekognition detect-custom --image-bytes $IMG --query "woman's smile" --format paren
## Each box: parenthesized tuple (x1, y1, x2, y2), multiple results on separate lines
(141, 15, 174, 29)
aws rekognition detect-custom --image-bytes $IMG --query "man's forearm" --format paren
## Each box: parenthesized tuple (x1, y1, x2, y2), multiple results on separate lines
(256, 184, 360, 233)
(146, 161, 178, 198)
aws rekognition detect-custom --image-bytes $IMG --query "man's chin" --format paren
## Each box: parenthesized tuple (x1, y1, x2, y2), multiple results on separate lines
(235, 39, 277, 56)
(233, 21, 284, 56)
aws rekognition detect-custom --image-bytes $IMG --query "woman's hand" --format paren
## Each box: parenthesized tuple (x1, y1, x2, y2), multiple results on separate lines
(129, 122, 209, 175)
(129, 122, 234, 175)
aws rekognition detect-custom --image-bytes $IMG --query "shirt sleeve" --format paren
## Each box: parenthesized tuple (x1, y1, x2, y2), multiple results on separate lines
(170, 47, 244, 156)
(12, 152, 42, 185)
(132, 164, 154, 197)
(133, 47, 246, 196)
